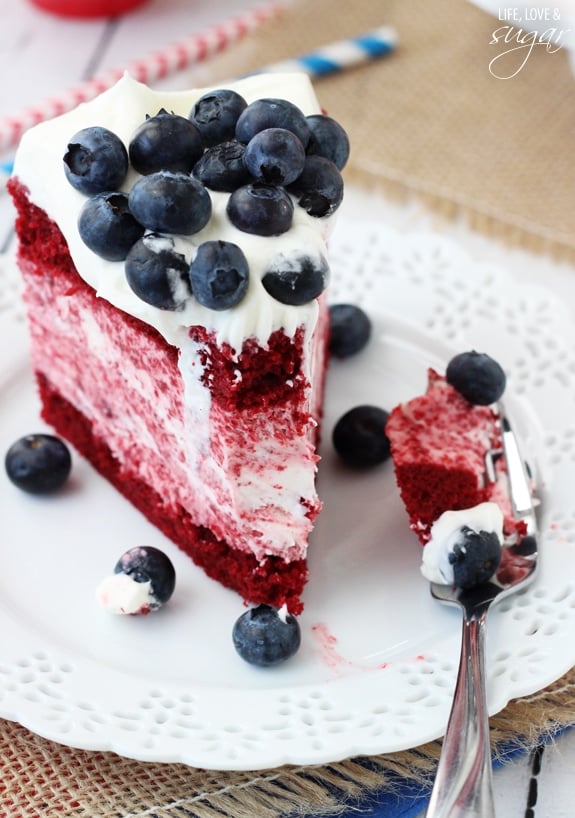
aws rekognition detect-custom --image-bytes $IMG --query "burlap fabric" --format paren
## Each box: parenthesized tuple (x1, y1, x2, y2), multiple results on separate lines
(3, 1, 575, 814)
(189, 0, 575, 260)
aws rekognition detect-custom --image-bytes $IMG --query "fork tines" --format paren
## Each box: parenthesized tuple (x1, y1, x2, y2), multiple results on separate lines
(497, 405, 539, 540)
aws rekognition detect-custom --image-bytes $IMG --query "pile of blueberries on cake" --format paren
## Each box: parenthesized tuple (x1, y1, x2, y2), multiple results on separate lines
(64, 89, 349, 312)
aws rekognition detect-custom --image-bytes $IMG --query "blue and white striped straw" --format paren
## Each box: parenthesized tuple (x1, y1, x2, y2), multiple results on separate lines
(262, 25, 398, 77)
(0, 160, 13, 194)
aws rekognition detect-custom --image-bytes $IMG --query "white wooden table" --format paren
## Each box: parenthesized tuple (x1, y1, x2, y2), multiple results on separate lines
(1, 2, 574, 816)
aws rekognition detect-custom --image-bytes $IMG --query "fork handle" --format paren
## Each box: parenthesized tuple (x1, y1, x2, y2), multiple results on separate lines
(425, 609, 496, 818)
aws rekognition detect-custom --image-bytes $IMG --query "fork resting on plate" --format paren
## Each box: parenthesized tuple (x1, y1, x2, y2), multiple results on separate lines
(424, 407, 539, 818)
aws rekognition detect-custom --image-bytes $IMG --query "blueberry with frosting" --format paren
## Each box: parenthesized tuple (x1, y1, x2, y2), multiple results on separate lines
(97, 546, 176, 615)
(421, 502, 503, 589)
(125, 233, 191, 310)
(262, 250, 329, 305)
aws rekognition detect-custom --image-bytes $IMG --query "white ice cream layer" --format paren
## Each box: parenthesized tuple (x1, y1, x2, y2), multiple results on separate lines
(421, 502, 504, 585)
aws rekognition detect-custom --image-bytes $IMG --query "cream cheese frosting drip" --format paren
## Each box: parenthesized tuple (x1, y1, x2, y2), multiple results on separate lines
(12, 72, 334, 351)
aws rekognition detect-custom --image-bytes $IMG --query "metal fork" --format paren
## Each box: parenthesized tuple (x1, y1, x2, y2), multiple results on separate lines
(424, 408, 539, 818)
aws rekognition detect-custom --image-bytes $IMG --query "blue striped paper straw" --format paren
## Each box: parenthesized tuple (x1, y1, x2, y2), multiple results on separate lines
(0, 160, 13, 193)
(262, 25, 398, 77)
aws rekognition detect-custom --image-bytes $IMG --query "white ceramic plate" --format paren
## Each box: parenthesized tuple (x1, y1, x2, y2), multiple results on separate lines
(1, 221, 575, 771)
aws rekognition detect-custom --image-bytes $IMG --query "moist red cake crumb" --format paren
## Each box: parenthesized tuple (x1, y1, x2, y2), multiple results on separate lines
(190, 325, 311, 427)
(386, 369, 519, 544)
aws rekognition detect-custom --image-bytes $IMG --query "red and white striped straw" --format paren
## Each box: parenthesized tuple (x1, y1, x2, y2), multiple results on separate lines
(0, 3, 281, 154)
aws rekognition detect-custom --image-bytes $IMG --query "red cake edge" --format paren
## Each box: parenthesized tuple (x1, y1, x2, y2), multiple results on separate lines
(36, 370, 308, 615)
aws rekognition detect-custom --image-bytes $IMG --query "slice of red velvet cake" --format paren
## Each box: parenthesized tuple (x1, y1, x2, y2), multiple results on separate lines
(9, 73, 346, 614)
(386, 368, 519, 545)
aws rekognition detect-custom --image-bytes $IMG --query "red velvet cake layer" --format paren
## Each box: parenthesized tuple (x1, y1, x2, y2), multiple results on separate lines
(9, 178, 325, 613)
(36, 371, 308, 611)
(386, 369, 517, 543)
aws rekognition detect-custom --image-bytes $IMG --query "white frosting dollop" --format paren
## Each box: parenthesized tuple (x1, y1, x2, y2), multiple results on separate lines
(421, 502, 504, 584)
(96, 572, 155, 615)
(12, 72, 333, 351)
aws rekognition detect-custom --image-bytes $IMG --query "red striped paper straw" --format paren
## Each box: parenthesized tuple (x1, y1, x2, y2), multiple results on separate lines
(0, 2, 280, 154)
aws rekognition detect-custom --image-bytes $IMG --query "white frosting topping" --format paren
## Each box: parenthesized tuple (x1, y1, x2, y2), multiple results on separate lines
(13, 72, 333, 351)
(96, 572, 155, 615)
(421, 502, 504, 584)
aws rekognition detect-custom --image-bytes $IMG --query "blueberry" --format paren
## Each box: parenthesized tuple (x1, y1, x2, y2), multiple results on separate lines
(329, 303, 372, 358)
(449, 527, 502, 589)
(125, 234, 191, 310)
(262, 252, 329, 305)
(226, 183, 293, 236)
(190, 240, 249, 310)
(288, 155, 343, 217)
(446, 350, 506, 405)
(332, 405, 391, 468)
(192, 140, 251, 192)
(129, 109, 203, 174)
(516, 534, 538, 556)
(64, 126, 128, 195)
(5, 433, 71, 493)
(78, 192, 145, 261)
(128, 171, 212, 235)
(189, 89, 247, 147)
(235, 98, 311, 147)
(244, 128, 306, 186)
(232, 604, 301, 667)
(115, 546, 176, 609)
(306, 114, 350, 170)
